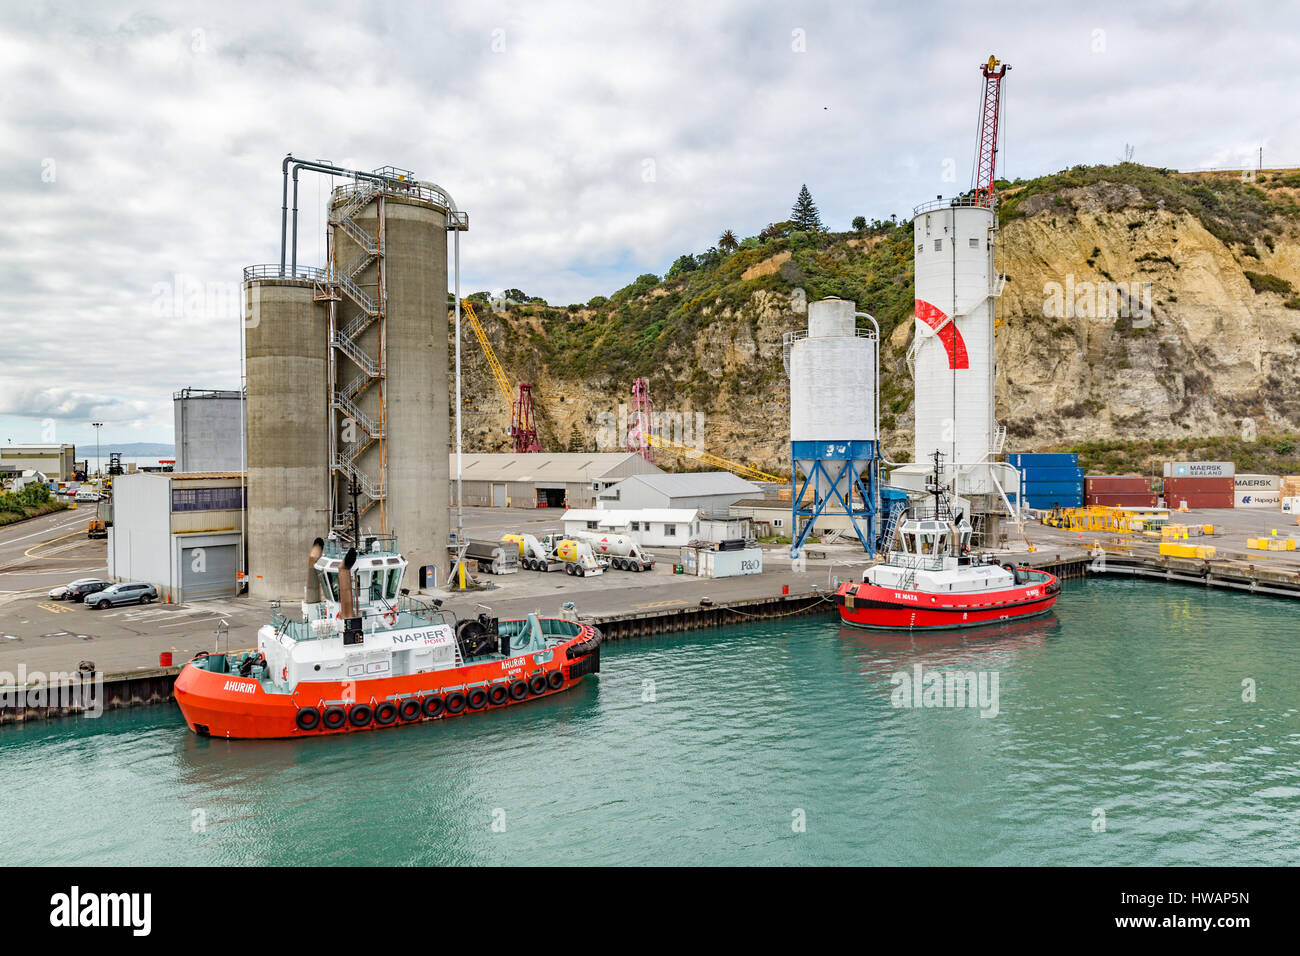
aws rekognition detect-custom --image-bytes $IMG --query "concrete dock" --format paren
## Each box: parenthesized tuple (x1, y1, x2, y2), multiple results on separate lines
(4, 500, 1297, 722)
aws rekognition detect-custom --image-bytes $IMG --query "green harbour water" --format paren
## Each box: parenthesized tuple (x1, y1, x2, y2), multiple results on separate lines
(2, 578, 1297, 866)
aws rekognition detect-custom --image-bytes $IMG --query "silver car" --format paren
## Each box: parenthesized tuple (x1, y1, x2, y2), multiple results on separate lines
(85, 582, 157, 609)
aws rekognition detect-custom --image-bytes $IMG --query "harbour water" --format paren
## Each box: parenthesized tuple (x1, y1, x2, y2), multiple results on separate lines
(3, 579, 1297, 866)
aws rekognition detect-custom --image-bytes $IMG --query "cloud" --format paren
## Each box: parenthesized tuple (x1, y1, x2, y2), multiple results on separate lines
(1, 0, 1298, 444)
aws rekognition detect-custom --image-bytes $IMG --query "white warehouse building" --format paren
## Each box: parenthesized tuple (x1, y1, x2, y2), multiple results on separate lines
(596, 471, 761, 513)
(108, 472, 245, 602)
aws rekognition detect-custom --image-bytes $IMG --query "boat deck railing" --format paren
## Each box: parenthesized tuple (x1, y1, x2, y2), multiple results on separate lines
(322, 533, 400, 558)
(273, 595, 453, 642)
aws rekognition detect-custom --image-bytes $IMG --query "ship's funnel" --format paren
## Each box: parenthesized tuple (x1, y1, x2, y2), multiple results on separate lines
(306, 537, 324, 604)
(338, 547, 357, 619)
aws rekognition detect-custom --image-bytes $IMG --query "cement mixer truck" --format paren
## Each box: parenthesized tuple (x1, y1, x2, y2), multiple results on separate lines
(567, 531, 656, 572)
(501, 532, 604, 576)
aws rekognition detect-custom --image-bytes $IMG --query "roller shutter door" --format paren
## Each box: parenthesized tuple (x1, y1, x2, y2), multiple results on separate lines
(180, 544, 237, 601)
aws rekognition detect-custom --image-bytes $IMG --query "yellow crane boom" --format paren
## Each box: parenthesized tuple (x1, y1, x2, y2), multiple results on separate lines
(463, 298, 514, 409)
(645, 432, 788, 484)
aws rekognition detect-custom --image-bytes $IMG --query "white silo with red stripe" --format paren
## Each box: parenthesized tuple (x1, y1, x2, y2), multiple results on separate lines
(911, 200, 997, 469)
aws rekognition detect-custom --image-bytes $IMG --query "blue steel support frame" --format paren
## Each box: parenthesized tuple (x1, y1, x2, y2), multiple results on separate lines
(789, 440, 879, 559)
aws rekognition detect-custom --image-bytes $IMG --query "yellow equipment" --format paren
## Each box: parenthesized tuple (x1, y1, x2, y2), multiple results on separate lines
(644, 432, 787, 484)
(463, 299, 515, 410)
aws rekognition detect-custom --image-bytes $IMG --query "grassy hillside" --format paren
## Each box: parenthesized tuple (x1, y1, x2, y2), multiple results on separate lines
(462, 163, 1300, 470)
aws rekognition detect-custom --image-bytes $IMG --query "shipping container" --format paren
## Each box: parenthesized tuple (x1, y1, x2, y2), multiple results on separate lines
(1007, 453, 1079, 468)
(1161, 477, 1234, 494)
(1085, 475, 1153, 492)
(1016, 465, 1085, 483)
(1163, 461, 1234, 478)
(1024, 481, 1085, 496)
(1162, 493, 1234, 509)
(1085, 493, 1158, 507)
(1234, 474, 1281, 490)
(1234, 489, 1281, 508)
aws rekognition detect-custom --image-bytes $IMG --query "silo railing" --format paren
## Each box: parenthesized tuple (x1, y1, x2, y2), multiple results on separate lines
(242, 264, 330, 282)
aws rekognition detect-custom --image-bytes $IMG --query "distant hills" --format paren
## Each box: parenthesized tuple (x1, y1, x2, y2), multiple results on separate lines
(97, 442, 175, 457)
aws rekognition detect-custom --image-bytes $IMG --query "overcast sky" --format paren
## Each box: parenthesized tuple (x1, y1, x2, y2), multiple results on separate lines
(2, 0, 1297, 448)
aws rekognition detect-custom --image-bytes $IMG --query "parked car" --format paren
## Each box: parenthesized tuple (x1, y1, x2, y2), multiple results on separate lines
(49, 578, 111, 601)
(74, 490, 102, 502)
(84, 582, 157, 609)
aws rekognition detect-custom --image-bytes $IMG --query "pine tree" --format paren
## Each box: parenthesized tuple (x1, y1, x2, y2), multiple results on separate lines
(790, 184, 823, 232)
(566, 423, 586, 453)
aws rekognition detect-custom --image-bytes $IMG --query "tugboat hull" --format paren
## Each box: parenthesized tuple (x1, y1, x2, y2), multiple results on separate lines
(835, 574, 1059, 631)
(175, 622, 601, 739)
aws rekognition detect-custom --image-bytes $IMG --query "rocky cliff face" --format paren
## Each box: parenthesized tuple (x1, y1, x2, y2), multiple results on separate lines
(453, 167, 1300, 473)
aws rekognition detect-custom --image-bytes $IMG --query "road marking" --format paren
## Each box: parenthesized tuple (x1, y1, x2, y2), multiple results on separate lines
(158, 615, 222, 629)
(0, 517, 87, 546)
(37, 603, 72, 614)
(23, 528, 88, 558)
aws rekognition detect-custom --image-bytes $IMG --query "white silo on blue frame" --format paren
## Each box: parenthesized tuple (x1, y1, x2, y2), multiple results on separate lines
(784, 297, 881, 559)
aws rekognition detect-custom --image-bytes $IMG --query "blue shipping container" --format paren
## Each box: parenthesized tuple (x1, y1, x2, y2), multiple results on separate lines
(1023, 483, 1085, 497)
(1024, 496, 1082, 509)
(1006, 453, 1079, 467)
(1017, 466, 1084, 483)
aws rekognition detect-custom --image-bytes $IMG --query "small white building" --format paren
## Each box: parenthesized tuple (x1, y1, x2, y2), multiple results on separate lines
(562, 508, 700, 547)
(597, 471, 761, 513)
(107, 472, 245, 602)
(562, 507, 752, 547)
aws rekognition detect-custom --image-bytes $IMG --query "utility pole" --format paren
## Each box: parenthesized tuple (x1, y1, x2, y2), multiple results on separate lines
(91, 422, 103, 479)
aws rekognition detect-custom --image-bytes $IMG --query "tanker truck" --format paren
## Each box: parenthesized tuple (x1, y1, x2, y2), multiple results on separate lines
(501, 533, 604, 576)
(566, 531, 655, 572)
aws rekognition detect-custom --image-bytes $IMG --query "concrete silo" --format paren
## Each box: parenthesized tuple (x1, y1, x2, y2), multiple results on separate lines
(785, 296, 880, 558)
(911, 200, 997, 469)
(243, 273, 330, 601)
(326, 178, 451, 577)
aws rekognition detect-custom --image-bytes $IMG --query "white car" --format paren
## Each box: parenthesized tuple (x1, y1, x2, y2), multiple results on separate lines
(74, 490, 101, 502)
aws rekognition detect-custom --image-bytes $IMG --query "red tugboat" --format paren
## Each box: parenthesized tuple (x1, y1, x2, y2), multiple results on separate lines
(836, 456, 1060, 631)
(174, 535, 601, 739)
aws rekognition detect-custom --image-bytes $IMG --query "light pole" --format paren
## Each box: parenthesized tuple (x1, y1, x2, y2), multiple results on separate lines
(91, 422, 103, 481)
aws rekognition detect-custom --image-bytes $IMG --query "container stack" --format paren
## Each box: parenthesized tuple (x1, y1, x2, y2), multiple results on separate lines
(1007, 452, 1083, 509)
(1234, 474, 1281, 509)
(1161, 461, 1234, 509)
(1084, 475, 1156, 508)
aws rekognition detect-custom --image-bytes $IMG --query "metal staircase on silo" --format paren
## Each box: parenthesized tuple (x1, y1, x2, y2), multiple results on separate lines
(317, 182, 388, 531)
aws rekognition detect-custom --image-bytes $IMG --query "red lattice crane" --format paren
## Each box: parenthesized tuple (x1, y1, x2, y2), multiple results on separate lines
(510, 383, 541, 453)
(972, 55, 1010, 208)
(627, 377, 654, 462)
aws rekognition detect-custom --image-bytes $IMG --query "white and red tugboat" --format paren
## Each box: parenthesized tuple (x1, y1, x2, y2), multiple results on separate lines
(836, 456, 1059, 631)
(175, 535, 601, 739)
